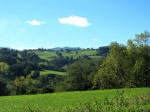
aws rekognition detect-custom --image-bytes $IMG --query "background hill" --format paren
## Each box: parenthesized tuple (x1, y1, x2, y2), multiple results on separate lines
(32, 49, 99, 61)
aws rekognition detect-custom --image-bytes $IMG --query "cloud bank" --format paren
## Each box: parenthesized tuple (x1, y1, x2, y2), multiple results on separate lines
(58, 16, 90, 27)
(26, 20, 45, 26)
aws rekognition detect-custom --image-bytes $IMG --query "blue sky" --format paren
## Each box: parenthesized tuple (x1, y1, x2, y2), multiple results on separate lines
(0, 0, 150, 50)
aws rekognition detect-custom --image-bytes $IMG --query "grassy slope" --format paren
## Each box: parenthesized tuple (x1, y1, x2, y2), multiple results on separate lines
(33, 49, 99, 61)
(40, 70, 66, 76)
(32, 50, 99, 76)
(60, 49, 98, 59)
(0, 88, 149, 112)
(33, 51, 57, 61)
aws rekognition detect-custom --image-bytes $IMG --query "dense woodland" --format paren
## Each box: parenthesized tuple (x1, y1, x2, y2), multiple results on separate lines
(0, 31, 150, 96)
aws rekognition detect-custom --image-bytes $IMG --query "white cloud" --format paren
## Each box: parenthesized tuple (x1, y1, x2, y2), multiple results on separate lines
(58, 16, 90, 27)
(26, 20, 45, 26)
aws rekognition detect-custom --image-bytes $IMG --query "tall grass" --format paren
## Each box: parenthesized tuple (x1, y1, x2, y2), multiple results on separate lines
(26, 89, 150, 112)
(72, 90, 150, 112)
(0, 88, 149, 112)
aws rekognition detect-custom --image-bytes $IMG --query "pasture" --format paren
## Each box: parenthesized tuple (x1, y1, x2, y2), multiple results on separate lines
(0, 88, 149, 112)
(33, 49, 99, 61)
(40, 70, 66, 76)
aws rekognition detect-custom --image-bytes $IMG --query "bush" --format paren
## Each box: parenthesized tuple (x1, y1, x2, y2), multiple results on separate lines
(0, 77, 8, 96)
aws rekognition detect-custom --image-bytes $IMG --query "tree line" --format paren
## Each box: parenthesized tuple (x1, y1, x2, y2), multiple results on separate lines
(56, 31, 150, 91)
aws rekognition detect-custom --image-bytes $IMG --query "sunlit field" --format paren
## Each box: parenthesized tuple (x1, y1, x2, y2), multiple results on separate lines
(0, 88, 149, 112)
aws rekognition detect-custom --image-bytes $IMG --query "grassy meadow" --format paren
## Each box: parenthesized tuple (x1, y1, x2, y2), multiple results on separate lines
(33, 49, 99, 61)
(40, 70, 66, 76)
(0, 88, 149, 112)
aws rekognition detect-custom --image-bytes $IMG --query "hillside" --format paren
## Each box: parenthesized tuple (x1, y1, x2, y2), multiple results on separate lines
(29, 49, 100, 76)
(32, 49, 100, 61)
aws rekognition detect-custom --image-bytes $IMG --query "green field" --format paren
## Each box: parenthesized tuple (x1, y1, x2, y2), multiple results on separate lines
(40, 70, 66, 76)
(33, 49, 99, 61)
(0, 88, 149, 112)
(33, 51, 57, 61)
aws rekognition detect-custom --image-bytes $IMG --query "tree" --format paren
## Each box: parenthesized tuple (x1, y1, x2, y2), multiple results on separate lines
(56, 51, 62, 57)
(0, 62, 8, 73)
(96, 46, 109, 56)
(59, 59, 96, 91)
(0, 62, 9, 78)
(14, 76, 27, 95)
(76, 51, 78, 55)
(0, 77, 8, 96)
(94, 31, 150, 89)
(66, 49, 71, 53)
(127, 31, 150, 87)
(93, 42, 129, 89)
(0, 49, 18, 65)
(32, 70, 40, 79)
